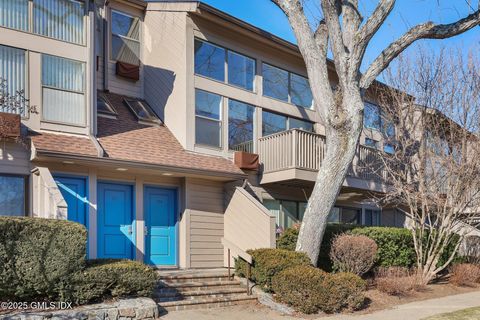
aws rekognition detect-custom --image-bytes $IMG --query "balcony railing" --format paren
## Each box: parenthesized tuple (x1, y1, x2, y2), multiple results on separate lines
(257, 129, 388, 183)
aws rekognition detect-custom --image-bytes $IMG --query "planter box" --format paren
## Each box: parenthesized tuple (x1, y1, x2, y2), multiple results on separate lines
(234, 151, 259, 170)
(0, 112, 21, 137)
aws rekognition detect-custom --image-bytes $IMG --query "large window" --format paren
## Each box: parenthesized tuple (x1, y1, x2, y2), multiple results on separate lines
(264, 199, 307, 231)
(364, 102, 381, 130)
(42, 54, 85, 125)
(194, 39, 256, 91)
(262, 63, 313, 109)
(195, 89, 222, 148)
(0, 45, 26, 115)
(34, 0, 85, 45)
(0, 175, 26, 216)
(262, 110, 314, 136)
(0, 0, 28, 31)
(111, 10, 140, 65)
(194, 40, 225, 82)
(228, 99, 254, 151)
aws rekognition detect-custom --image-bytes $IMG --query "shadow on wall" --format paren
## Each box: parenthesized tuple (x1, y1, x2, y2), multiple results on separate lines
(143, 65, 176, 123)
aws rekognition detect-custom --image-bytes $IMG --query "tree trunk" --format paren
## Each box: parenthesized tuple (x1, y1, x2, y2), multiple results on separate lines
(296, 94, 363, 265)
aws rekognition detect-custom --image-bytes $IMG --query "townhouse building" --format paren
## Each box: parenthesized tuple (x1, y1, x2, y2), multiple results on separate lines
(0, 0, 407, 269)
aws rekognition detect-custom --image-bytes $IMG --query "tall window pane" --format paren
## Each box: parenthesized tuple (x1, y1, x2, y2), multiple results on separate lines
(262, 111, 287, 136)
(111, 10, 140, 65)
(228, 99, 254, 151)
(341, 207, 361, 224)
(228, 51, 255, 91)
(194, 39, 225, 82)
(195, 89, 222, 147)
(262, 63, 288, 102)
(42, 55, 85, 125)
(0, 45, 26, 114)
(34, 0, 85, 45)
(0, 0, 28, 31)
(290, 73, 313, 108)
(282, 201, 299, 229)
(364, 102, 381, 130)
(289, 118, 313, 132)
(0, 175, 25, 216)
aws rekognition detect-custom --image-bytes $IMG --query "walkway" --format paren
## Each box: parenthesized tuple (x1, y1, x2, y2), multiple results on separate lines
(160, 290, 480, 320)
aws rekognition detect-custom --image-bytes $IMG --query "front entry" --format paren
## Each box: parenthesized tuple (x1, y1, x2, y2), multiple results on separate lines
(144, 186, 177, 266)
(54, 176, 87, 226)
(97, 182, 134, 259)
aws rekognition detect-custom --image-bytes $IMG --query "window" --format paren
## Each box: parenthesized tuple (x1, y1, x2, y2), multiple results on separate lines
(42, 54, 85, 125)
(97, 93, 116, 116)
(34, 0, 85, 45)
(341, 207, 361, 224)
(111, 10, 140, 65)
(0, 175, 26, 216)
(264, 199, 305, 230)
(289, 118, 314, 132)
(0, 45, 26, 115)
(124, 99, 160, 124)
(364, 209, 381, 226)
(228, 51, 255, 91)
(194, 39, 225, 82)
(0, 0, 28, 31)
(290, 73, 313, 108)
(228, 99, 254, 151)
(364, 102, 381, 130)
(262, 63, 289, 102)
(195, 89, 222, 148)
(365, 138, 378, 149)
(384, 143, 395, 154)
(262, 110, 287, 136)
(328, 207, 341, 223)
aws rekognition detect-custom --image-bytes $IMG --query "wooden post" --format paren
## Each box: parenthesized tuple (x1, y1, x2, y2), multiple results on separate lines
(246, 262, 252, 295)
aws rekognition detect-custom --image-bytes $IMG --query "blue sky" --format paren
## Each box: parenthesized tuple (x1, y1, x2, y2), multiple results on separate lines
(200, 0, 480, 71)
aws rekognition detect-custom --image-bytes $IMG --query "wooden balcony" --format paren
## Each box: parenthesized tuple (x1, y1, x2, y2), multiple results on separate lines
(257, 129, 389, 191)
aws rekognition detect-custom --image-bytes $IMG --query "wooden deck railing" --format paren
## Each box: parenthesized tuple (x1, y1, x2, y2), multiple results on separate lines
(257, 129, 388, 183)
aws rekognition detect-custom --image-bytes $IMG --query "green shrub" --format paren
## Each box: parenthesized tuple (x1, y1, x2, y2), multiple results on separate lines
(272, 266, 366, 314)
(320, 272, 366, 313)
(276, 227, 299, 251)
(350, 227, 416, 268)
(235, 248, 310, 292)
(271, 266, 328, 314)
(0, 217, 86, 301)
(69, 259, 159, 305)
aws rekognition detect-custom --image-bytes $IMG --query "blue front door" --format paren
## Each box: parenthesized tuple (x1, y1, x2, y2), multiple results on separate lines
(54, 176, 87, 226)
(144, 186, 177, 266)
(97, 182, 134, 259)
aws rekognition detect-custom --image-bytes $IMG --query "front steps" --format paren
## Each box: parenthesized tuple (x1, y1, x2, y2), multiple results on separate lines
(155, 268, 257, 312)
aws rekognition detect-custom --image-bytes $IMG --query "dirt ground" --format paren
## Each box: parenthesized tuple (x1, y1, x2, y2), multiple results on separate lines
(161, 283, 480, 320)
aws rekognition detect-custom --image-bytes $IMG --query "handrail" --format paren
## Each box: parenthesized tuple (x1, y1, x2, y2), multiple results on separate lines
(221, 237, 253, 295)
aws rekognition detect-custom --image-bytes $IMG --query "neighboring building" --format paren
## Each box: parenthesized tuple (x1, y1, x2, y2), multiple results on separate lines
(0, 0, 406, 269)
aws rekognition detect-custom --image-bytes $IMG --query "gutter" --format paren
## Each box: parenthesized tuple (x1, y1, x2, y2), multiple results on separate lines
(33, 150, 247, 180)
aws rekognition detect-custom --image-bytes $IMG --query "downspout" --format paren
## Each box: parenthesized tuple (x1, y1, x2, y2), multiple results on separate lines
(103, 0, 109, 92)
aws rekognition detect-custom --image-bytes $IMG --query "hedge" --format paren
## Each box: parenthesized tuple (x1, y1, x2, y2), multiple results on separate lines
(235, 248, 311, 292)
(68, 259, 159, 305)
(0, 217, 87, 301)
(272, 266, 366, 314)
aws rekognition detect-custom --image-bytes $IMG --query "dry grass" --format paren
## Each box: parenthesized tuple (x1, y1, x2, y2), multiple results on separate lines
(449, 264, 480, 287)
(375, 267, 426, 296)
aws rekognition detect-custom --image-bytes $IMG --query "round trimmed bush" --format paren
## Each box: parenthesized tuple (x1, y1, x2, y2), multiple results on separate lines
(235, 248, 311, 292)
(272, 266, 328, 314)
(330, 234, 378, 276)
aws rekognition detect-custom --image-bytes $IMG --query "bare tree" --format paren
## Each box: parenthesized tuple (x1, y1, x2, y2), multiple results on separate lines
(377, 49, 480, 284)
(270, 0, 480, 265)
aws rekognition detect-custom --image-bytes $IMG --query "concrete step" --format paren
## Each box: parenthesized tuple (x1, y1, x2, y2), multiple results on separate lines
(157, 280, 242, 290)
(157, 293, 257, 312)
(155, 287, 248, 301)
(157, 269, 232, 283)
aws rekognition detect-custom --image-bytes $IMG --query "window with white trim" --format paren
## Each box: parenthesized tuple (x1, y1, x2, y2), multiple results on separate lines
(195, 89, 222, 148)
(0, 45, 26, 115)
(111, 10, 140, 65)
(0, 174, 26, 216)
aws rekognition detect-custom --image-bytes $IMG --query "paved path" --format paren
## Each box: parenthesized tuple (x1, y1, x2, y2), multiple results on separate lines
(161, 290, 480, 320)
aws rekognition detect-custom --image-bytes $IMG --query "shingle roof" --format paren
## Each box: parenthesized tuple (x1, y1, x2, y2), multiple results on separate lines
(31, 131, 98, 157)
(97, 92, 244, 176)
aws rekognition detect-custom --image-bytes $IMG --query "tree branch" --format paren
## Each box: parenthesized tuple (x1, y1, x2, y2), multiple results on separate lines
(314, 19, 328, 57)
(360, 10, 480, 89)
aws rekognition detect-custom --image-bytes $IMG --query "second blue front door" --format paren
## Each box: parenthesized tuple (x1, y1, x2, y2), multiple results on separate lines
(144, 186, 177, 266)
(97, 182, 134, 259)
(54, 176, 87, 226)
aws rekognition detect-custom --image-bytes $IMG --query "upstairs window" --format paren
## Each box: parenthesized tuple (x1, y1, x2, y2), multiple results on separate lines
(195, 89, 222, 148)
(42, 54, 85, 126)
(0, 0, 28, 31)
(364, 102, 381, 130)
(0, 45, 26, 115)
(227, 51, 255, 91)
(228, 99, 254, 151)
(384, 143, 395, 154)
(262, 64, 288, 102)
(111, 10, 140, 66)
(290, 73, 313, 109)
(124, 99, 161, 125)
(289, 118, 314, 132)
(194, 40, 225, 82)
(97, 93, 117, 117)
(34, 0, 85, 45)
(262, 111, 287, 136)
(365, 138, 378, 149)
